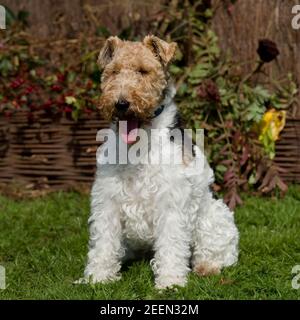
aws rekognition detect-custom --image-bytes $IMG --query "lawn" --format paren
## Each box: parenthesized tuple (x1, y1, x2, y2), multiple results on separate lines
(0, 186, 299, 300)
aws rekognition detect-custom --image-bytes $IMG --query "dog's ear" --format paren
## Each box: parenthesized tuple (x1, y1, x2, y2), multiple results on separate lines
(143, 35, 177, 66)
(98, 36, 121, 68)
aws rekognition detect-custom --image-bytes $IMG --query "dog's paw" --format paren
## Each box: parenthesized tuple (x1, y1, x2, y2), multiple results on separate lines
(155, 275, 187, 290)
(193, 261, 221, 277)
(74, 272, 121, 285)
(73, 277, 91, 285)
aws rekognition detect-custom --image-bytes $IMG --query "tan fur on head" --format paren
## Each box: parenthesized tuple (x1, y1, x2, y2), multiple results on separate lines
(98, 36, 122, 68)
(97, 35, 177, 122)
(143, 35, 177, 66)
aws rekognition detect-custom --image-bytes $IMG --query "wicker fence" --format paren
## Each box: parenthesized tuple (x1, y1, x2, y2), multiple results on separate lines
(275, 117, 300, 183)
(0, 112, 108, 189)
(0, 112, 299, 188)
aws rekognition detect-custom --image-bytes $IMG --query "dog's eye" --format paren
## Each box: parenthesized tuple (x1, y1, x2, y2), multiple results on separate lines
(112, 70, 119, 75)
(138, 69, 148, 76)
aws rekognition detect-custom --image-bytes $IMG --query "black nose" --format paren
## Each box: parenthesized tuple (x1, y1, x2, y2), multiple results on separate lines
(115, 100, 130, 112)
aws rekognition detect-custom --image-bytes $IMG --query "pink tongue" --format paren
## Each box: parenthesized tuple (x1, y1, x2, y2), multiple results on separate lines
(120, 120, 139, 144)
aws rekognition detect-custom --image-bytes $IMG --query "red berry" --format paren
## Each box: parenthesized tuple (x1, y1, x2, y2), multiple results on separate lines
(84, 108, 92, 114)
(25, 86, 35, 94)
(57, 74, 65, 82)
(4, 111, 12, 118)
(64, 106, 73, 113)
(10, 79, 24, 89)
(51, 84, 62, 92)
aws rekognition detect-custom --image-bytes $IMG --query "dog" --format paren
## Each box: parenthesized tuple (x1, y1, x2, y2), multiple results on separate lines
(79, 35, 239, 289)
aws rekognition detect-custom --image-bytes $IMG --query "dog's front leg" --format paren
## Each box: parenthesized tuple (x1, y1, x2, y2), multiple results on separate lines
(82, 189, 123, 284)
(152, 199, 191, 289)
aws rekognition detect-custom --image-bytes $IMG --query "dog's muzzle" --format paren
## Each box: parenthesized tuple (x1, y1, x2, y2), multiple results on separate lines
(115, 99, 130, 112)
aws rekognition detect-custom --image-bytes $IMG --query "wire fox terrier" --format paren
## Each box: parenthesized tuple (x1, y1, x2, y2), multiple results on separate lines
(79, 35, 239, 289)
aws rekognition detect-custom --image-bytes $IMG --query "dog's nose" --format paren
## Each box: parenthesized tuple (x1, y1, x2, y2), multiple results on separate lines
(115, 100, 130, 112)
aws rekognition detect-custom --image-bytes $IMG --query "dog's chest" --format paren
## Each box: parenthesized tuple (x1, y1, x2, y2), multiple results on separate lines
(118, 165, 160, 245)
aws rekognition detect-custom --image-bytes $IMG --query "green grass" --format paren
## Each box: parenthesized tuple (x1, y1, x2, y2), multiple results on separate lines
(0, 186, 299, 300)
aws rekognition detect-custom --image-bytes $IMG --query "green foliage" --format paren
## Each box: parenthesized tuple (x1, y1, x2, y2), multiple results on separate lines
(0, 14, 101, 120)
(156, 0, 297, 208)
(0, 1, 298, 206)
(0, 48, 100, 119)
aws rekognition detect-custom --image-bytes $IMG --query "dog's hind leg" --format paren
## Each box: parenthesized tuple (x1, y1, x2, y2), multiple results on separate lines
(191, 191, 239, 276)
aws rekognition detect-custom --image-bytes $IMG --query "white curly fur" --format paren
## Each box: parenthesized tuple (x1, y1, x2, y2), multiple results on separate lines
(81, 86, 239, 289)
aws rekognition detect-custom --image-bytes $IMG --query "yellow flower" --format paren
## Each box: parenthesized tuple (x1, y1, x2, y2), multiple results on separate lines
(259, 108, 286, 141)
(256, 108, 286, 159)
(65, 96, 77, 105)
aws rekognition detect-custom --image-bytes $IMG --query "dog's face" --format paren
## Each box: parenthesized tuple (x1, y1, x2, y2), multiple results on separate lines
(98, 35, 177, 125)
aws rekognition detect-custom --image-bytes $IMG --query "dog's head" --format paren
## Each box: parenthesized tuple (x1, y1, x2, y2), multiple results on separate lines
(97, 35, 177, 142)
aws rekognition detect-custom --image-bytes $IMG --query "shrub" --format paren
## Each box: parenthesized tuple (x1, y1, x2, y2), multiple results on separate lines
(0, 1, 297, 208)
